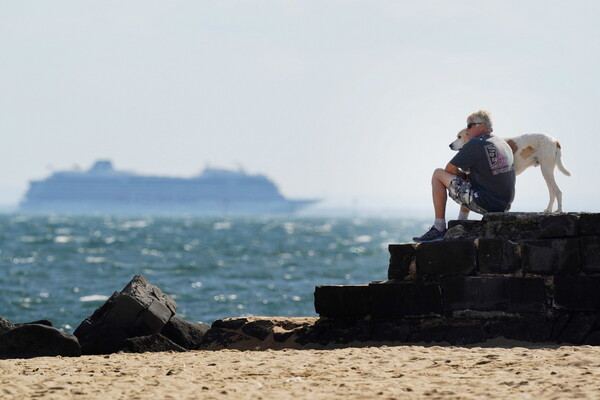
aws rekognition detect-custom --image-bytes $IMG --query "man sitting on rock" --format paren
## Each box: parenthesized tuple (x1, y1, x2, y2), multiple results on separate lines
(413, 110, 516, 243)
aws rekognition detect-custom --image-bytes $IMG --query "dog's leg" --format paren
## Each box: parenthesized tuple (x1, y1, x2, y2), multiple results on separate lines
(541, 164, 562, 212)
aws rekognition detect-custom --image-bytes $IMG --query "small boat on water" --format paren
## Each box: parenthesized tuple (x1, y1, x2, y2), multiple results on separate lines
(19, 160, 318, 214)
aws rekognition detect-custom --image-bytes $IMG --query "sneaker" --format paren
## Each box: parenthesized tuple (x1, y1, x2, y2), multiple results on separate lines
(412, 226, 446, 243)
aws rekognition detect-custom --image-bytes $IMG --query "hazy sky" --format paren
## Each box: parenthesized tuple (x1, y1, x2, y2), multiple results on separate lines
(1, 1, 599, 215)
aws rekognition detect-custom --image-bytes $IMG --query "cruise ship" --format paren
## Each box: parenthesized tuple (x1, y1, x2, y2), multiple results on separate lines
(19, 160, 318, 214)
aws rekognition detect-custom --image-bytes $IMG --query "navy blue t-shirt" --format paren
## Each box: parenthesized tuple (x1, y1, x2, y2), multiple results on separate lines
(449, 134, 516, 212)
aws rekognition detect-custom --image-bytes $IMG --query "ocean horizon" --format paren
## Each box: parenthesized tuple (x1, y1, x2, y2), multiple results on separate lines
(0, 214, 428, 332)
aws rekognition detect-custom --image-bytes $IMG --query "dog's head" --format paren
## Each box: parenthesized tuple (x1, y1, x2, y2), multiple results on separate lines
(449, 128, 469, 151)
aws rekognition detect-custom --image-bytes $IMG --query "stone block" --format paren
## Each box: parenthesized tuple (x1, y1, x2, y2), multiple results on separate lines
(369, 281, 443, 317)
(520, 239, 580, 274)
(580, 237, 600, 272)
(370, 321, 411, 342)
(554, 276, 600, 311)
(556, 313, 598, 345)
(415, 240, 476, 276)
(444, 323, 487, 345)
(579, 213, 600, 236)
(314, 285, 370, 318)
(442, 276, 546, 313)
(388, 244, 415, 280)
(477, 238, 520, 274)
(483, 213, 578, 240)
(487, 317, 552, 342)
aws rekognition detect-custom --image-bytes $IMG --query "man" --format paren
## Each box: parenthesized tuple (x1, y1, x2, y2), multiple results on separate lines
(413, 110, 516, 242)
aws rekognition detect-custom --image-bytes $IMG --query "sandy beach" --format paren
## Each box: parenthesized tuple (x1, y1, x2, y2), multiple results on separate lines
(2, 341, 599, 399)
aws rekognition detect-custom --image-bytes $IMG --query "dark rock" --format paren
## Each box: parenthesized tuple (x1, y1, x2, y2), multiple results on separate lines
(122, 334, 187, 353)
(477, 239, 520, 274)
(16, 320, 53, 327)
(314, 285, 370, 318)
(241, 320, 275, 341)
(388, 244, 415, 280)
(580, 237, 600, 272)
(161, 316, 210, 350)
(446, 220, 484, 239)
(74, 275, 178, 355)
(583, 331, 600, 345)
(200, 328, 251, 348)
(273, 330, 295, 343)
(415, 240, 476, 276)
(520, 239, 579, 275)
(212, 318, 248, 330)
(369, 281, 443, 317)
(0, 317, 15, 334)
(0, 324, 80, 359)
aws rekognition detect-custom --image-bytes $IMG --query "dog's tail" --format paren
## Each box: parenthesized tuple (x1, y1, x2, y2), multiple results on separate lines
(555, 141, 572, 176)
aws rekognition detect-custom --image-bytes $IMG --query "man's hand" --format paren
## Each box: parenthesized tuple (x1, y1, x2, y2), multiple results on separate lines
(445, 163, 467, 180)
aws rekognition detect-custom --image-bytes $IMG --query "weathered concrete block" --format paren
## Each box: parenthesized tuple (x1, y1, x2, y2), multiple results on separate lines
(554, 276, 600, 311)
(579, 213, 600, 236)
(415, 240, 476, 276)
(442, 276, 546, 313)
(580, 237, 600, 272)
(483, 213, 578, 240)
(520, 239, 580, 274)
(388, 244, 415, 280)
(314, 285, 370, 318)
(477, 238, 520, 274)
(369, 281, 443, 317)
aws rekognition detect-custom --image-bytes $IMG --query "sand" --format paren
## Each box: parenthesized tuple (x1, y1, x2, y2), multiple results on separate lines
(1, 341, 599, 399)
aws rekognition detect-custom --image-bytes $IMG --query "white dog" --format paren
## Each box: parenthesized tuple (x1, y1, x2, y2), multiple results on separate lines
(449, 130, 571, 213)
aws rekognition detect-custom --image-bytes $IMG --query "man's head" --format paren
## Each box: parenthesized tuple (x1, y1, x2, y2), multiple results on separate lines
(467, 110, 493, 134)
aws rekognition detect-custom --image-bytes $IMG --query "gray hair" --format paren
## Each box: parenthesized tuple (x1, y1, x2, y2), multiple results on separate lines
(468, 110, 493, 132)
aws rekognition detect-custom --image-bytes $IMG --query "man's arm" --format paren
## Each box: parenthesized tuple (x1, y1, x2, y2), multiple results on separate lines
(445, 162, 468, 180)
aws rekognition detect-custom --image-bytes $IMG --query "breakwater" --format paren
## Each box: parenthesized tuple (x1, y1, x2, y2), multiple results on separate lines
(311, 212, 600, 345)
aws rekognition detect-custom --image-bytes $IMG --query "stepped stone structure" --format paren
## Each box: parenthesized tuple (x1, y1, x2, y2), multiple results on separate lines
(314, 212, 600, 345)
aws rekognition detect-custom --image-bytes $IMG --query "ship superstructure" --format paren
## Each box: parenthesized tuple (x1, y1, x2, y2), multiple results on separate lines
(19, 160, 317, 214)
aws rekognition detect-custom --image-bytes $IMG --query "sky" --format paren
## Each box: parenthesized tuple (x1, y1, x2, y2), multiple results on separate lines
(1, 0, 599, 216)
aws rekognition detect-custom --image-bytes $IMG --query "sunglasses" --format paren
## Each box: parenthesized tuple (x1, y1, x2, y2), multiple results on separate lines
(467, 122, 483, 129)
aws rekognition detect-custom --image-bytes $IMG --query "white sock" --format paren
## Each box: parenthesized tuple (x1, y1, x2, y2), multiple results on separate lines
(458, 210, 470, 220)
(434, 218, 446, 232)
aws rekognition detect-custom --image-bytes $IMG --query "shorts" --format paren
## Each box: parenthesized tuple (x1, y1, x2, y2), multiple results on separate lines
(448, 178, 488, 215)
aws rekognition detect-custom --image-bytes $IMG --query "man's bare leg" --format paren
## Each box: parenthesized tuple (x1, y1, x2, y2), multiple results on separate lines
(458, 206, 470, 220)
(432, 168, 457, 220)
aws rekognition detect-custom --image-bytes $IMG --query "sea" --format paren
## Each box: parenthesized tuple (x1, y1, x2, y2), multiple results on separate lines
(0, 214, 428, 332)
